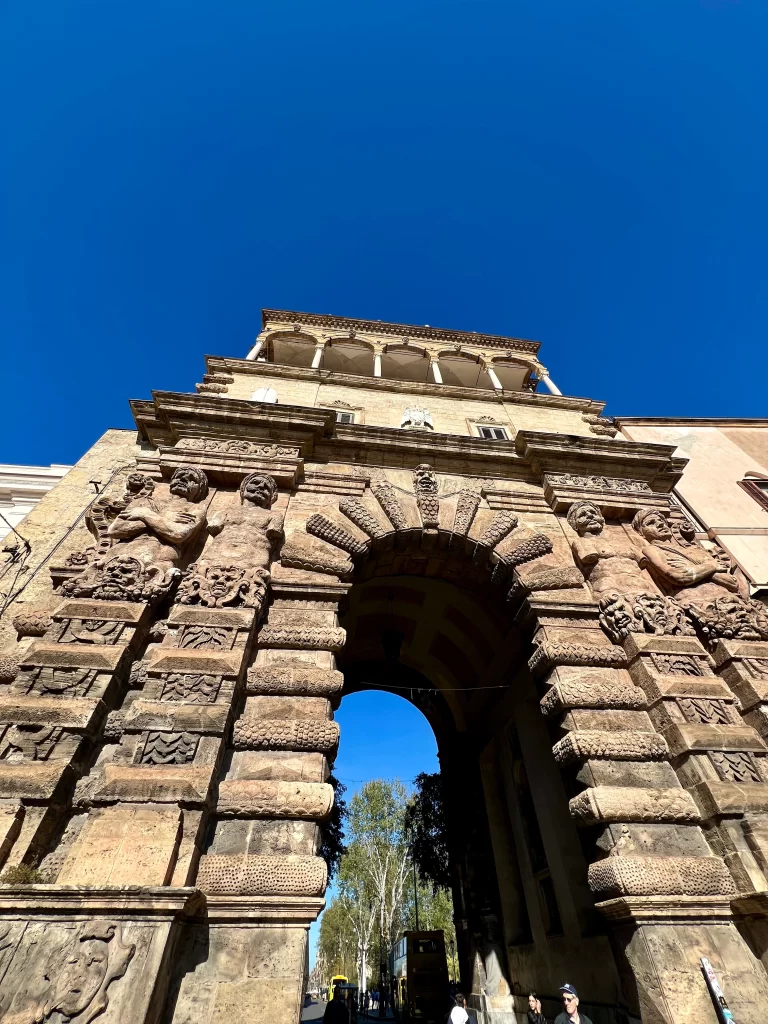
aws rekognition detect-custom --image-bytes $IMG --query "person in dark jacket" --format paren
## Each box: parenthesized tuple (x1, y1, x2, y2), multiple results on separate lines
(554, 984, 593, 1024)
(527, 992, 547, 1024)
(324, 986, 350, 1024)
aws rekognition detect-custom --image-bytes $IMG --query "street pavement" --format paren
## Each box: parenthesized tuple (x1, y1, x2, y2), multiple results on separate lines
(301, 998, 327, 1022)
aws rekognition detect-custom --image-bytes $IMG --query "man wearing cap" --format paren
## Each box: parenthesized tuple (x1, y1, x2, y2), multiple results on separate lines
(554, 984, 593, 1024)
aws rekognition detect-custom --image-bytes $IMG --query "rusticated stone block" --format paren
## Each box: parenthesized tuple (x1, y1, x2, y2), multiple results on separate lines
(257, 626, 346, 651)
(115, 699, 230, 735)
(216, 780, 334, 819)
(244, 696, 331, 719)
(246, 662, 343, 698)
(20, 642, 127, 672)
(690, 779, 768, 819)
(87, 764, 213, 804)
(662, 722, 766, 757)
(553, 731, 667, 767)
(233, 718, 339, 753)
(0, 761, 68, 800)
(588, 855, 736, 897)
(540, 677, 645, 716)
(0, 695, 99, 729)
(569, 786, 700, 825)
(228, 751, 327, 783)
(197, 853, 327, 895)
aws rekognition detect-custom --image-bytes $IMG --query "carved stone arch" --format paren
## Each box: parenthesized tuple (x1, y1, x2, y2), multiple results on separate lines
(263, 329, 323, 366)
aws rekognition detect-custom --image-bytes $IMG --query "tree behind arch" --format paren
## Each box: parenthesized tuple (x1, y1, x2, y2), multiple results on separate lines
(404, 771, 451, 892)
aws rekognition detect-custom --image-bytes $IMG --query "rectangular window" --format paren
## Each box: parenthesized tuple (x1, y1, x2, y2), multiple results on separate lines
(335, 411, 355, 424)
(477, 425, 508, 440)
(740, 478, 768, 513)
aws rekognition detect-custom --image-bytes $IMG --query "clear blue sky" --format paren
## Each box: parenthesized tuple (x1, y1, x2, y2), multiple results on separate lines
(3, 0, 767, 468)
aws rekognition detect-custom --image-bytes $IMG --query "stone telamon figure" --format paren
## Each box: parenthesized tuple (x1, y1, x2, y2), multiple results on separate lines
(631, 508, 740, 602)
(177, 472, 284, 610)
(61, 466, 209, 602)
(566, 500, 654, 600)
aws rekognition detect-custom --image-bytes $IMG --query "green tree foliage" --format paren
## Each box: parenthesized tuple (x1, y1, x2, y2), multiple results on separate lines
(404, 771, 451, 892)
(320, 769, 347, 881)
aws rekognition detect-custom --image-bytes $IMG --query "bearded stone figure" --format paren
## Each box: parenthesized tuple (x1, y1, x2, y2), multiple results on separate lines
(0, 921, 135, 1024)
(177, 472, 284, 612)
(61, 467, 209, 603)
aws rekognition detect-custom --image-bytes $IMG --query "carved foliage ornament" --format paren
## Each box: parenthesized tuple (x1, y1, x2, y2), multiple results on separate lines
(175, 438, 298, 457)
(551, 474, 650, 494)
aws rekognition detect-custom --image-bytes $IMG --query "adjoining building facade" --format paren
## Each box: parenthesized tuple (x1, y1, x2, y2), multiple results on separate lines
(618, 419, 768, 599)
(0, 463, 71, 543)
(1, 309, 768, 1024)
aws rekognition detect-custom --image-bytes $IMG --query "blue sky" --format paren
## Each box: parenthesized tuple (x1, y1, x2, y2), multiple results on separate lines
(3, 0, 767, 468)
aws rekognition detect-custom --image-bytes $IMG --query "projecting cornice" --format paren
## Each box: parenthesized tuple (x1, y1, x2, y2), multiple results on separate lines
(129, 391, 686, 493)
(260, 308, 541, 355)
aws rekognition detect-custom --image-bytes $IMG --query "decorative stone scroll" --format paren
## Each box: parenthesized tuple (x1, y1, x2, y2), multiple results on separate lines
(582, 412, 619, 437)
(552, 731, 667, 766)
(246, 662, 344, 698)
(257, 626, 346, 651)
(215, 780, 334, 819)
(529, 641, 628, 676)
(61, 467, 209, 604)
(569, 786, 700, 825)
(197, 853, 327, 895)
(588, 856, 736, 898)
(233, 718, 339, 753)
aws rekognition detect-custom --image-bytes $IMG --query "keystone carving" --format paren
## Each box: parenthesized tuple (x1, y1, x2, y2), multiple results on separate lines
(0, 920, 135, 1024)
(62, 467, 209, 603)
(588, 856, 736, 898)
(569, 786, 700, 825)
(553, 731, 667, 766)
(177, 473, 282, 612)
(233, 718, 339, 753)
(197, 853, 327, 895)
(413, 464, 439, 530)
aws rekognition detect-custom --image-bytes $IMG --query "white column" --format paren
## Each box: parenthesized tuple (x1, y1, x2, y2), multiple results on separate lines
(374, 353, 382, 377)
(430, 359, 443, 384)
(486, 365, 503, 391)
(540, 373, 562, 396)
(311, 342, 326, 369)
(246, 337, 264, 361)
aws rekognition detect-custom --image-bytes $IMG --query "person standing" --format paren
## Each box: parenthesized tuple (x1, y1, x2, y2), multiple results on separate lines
(554, 984, 592, 1024)
(324, 986, 350, 1024)
(449, 992, 469, 1024)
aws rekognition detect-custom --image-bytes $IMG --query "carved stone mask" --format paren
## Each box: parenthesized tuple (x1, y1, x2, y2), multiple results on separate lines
(103, 556, 142, 589)
(240, 473, 278, 508)
(567, 501, 604, 537)
(53, 939, 110, 1016)
(169, 466, 208, 503)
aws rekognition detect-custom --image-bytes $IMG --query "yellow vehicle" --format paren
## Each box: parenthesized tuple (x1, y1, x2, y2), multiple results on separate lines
(330, 975, 349, 998)
(391, 931, 449, 1023)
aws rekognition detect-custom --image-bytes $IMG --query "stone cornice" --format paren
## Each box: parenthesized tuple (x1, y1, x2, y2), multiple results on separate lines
(261, 308, 541, 354)
(515, 431, 686, 490)
(618, 416, 768, 427)
(204, 355, 604, 414)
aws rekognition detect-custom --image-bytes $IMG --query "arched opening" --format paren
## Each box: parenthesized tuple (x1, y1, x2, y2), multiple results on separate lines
(437, 352, 495, 390)
(490, 359, 535, 392)
(266, 330, 321, 367)
(316, 568, 623, 1024)
(381, 345, 432, 383)
(322, 339, 376, 377)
